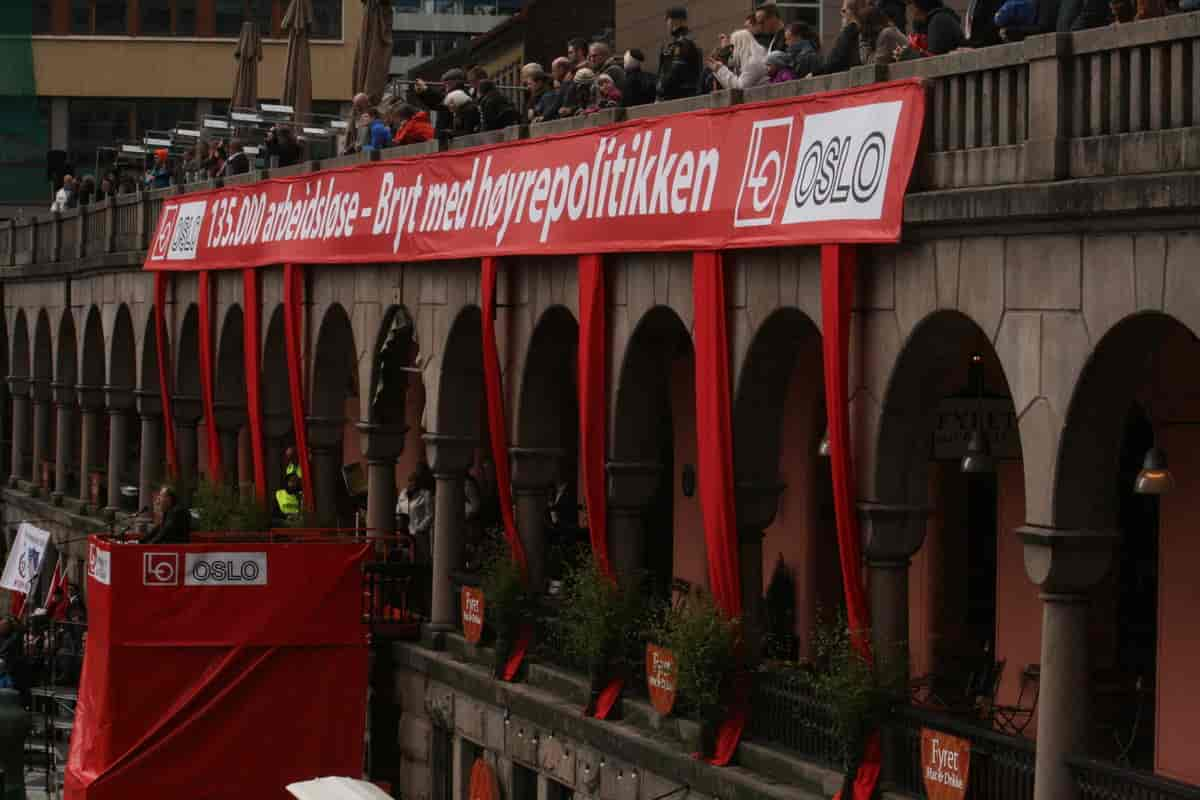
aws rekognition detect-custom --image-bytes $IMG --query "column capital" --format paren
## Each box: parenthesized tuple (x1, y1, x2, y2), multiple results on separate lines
(356, 420, 408, 461)
(606, 460, 660, 511)
(1019, 525, 1117, 595)
(735, 479, 786, 532)
(135, 388, 161, 417)
(6, 376, 28, 396)
(423, 432, 476, 476)
(510, 446, 563, 491)
(215, 400, 247, 431)
(263, 410, 291, 439)
(859, 502, 930, 566)
(76, 383, 106, 411)
(173, 394, 203, 424)
(50, 380, 76, 407)
(29, 377, 51, 402)
(104, 384, 135, 411)
(305, 414, 344, 447)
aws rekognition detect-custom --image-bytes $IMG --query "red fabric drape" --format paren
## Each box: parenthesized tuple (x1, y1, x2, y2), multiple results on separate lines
(153, 273, 179, 478)
(577, 255, 611, 578)
(821, 244, 879, 800)
(479, 257, 527, 574)
(241, 269, 267, 502)
(691, 251, 745, 765)
(197, 271, 223, 482)
(283, 264, 315, 510)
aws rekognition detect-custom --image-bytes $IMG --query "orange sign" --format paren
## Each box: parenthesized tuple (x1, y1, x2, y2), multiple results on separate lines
(920, 728, 971, 800)
(645, 643, 678, 715)
(461, 586, 484, 644)
(468, 758, 500, 800)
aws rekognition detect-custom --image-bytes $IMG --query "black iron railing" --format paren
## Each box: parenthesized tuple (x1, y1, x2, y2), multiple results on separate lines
(748, 666, 843, 769)
(1068, 756, 1200, 800)
(362, 561, 430, 640)
(887, 705, 1036, 800)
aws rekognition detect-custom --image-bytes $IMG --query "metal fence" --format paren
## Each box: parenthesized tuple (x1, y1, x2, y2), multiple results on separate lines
(1069, 755, 1200, 800)
(748, 666, 843, 769)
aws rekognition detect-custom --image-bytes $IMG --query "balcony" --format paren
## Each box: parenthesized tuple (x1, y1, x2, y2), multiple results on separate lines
(8, 17, 1200, 272)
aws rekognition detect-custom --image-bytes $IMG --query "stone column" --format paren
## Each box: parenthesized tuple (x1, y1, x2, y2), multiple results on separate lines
(859, 503, 930, 678)
(606, 461, 661, 590)
(735, 480, 785, 662)
(51, 381, 75, 502)
(8, 378, 29, 488)
(511, 447, 562, 595)
(31, 379, 50, 488)
(104, 386, 134, 516)
(425, 433, 475, 636)
(136, 390, 164, 510)
(359, 422, 408, 544)
(77, 385, 104, 505)
(307, 416, 345, 525)
(263, 410, 293, 499)
(218, 428, 239, 486)
(174, 396, 202, 492)
(1021, 526, 1116, 800)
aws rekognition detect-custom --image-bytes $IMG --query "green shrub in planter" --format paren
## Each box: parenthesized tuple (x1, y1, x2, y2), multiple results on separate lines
(191, 480, 272, 532)
(649, 592, 739, 752)
(558, 554, 644, 711)
(802, 611, 906, 781)
(480, 545, 530, 677)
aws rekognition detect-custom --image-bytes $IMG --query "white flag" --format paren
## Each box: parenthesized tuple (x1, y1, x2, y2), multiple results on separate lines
(0, 523, 51, 595)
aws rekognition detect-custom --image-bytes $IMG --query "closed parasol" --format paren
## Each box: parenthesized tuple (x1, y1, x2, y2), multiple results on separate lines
(282, 0, 315, 122)
(231, 20, 262, 111)
(352, 0, 393, 102)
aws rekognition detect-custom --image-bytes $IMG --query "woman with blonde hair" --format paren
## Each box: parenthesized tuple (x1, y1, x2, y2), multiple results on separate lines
(707, 29, 769, 90)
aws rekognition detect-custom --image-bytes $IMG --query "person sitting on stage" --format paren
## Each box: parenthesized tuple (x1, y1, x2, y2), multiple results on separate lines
(142, 486, 192, 545)
(274, 473, 304, 522)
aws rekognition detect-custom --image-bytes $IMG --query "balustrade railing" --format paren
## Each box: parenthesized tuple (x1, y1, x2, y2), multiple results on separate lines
(12, 15, 1200, 267)
(887, 705, 1036, 800)
(34, 219, 54, 264)
(1068, 755, 1200, 800)
(747, 665, 843, 769)
(60, 213, 81, 262)
(84, 204, 108, 256)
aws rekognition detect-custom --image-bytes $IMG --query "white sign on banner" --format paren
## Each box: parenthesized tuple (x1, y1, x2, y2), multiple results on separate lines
(88, 543, 111, 586)
(1, 523, 51, 594)
(184, 552, 268, 586)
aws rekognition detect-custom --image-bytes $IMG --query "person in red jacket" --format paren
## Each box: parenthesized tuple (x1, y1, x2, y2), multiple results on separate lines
(392, 104, 435, 146)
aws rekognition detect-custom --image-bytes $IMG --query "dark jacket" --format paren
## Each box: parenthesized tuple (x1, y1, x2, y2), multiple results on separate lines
(657, 27, 702, 100)
(599, 56, 626, 91)
(223, 151, 251, 176)
(757, 28, 787, 52)
(479, 89, 520, 132)
(267, 130, 302, 167)
(877, 0, 909, 30)
(144, 504, 191, 545)
(533, 86, 563, 121)
(622, 66, 657, 107)
(924, 6, 965, 54)
(817, 23, 861, 74)
(965, 0, 1005, 45)
(451, 101, 482, 137)
(996, 0, 1059, 39)
(786, 40, 822, 77)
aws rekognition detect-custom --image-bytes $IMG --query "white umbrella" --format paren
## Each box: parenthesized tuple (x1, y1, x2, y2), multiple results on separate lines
(286, 777, 394, 800)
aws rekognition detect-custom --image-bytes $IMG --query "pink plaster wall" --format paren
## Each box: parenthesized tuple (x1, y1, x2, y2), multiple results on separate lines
(993, 459, 1040, 724)
(1155, 424, 1200, 783)
(761, 355, 830, 657)
(672, 350, 707, 591)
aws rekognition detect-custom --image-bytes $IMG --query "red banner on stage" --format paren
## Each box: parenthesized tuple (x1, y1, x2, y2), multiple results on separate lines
(144, 81, 924, 273)
(66, 538, 370, 800)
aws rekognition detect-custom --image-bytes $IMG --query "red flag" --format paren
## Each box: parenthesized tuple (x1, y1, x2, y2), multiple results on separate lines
(45, 560, 68, 621)
(9, 591, 24, 619)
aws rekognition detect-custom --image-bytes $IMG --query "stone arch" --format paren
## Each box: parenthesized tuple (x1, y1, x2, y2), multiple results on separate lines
(261, 305, 291, 494)
(110, 305, 137, 393)
(873, 309, 1026, 689)
(55, 309, 78, 388)
(33, 309, 53, 388)
(434, 306, 482, 442)
(610, 306, 696, 594)
(516, 306, 578, 454)
(310, 302, 360, 522)
(81, 307, 105, 390)
(11, 310, 30, 380)
(140, 311, 163, 397)
(213, 304, 247, 484)
(732, 307, 835, 660)
(368, 305, 418, 430)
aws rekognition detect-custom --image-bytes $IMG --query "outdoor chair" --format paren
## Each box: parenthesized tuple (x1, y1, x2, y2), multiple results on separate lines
(991, 663, 1040, 735)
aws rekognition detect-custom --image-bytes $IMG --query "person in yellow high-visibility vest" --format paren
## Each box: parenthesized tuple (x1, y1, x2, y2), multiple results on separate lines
(283, 446, 303, 481)
(274, 473, 303, 520)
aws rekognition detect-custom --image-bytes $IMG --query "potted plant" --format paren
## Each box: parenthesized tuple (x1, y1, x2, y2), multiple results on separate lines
(803, 612, 905, 793)
(557, 554, 641, 716)
(649, 592, 739, 757)
(191, 479, 271, 532)
(480, 546, 529, 679)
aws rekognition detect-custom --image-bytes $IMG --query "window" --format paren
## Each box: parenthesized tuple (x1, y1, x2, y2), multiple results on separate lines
(33, 0, 53, 33)
(215, 0, 243, 36)
(141, 0, 172, 34)
(393, 33, 418, 57)
(71, 0, 93, 33)
(68, 98, 201, 170)
(394, 0, 421, 11)
(776, 1, 820, 30)
(311, 0, 341, 38)
(94, 0, 128, 33)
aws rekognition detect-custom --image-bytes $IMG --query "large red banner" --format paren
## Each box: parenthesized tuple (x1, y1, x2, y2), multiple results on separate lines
(66, 538, 370, 800)
(145, 81, 924, 272)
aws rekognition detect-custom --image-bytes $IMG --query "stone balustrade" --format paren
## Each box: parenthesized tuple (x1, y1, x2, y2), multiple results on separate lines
(5, 19, 1200, 271)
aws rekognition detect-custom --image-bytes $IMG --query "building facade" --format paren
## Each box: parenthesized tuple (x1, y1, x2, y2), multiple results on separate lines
(2, 18, 1200, 800)
(390, 0, 521, 77)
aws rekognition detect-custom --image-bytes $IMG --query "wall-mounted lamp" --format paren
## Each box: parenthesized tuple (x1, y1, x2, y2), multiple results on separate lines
(682, 464, 696, 498)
